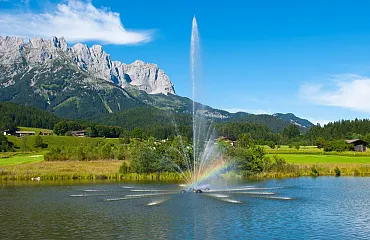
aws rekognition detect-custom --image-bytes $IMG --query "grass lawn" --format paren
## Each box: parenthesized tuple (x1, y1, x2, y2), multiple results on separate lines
(268, 154, 370, 165)
(0, 154, 44, 166)
(7, 135, 121, 152)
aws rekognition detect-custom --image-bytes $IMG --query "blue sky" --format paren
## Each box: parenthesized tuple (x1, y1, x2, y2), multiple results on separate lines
(1, 0, 370, 124)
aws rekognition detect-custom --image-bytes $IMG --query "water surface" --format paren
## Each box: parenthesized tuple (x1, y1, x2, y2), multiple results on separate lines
(1, 177, 369, 239)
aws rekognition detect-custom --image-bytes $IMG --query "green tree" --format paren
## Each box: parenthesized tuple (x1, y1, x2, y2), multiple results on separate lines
(236, 133, 255, 149)
(22, 136, 27, 153)
(131, 127, 143, 139)
(323, 140, 349, 152)
(315, 137, 325, 149)
(86, 127, 97, 137)
(119, 130, 130, 144)
(267, 141, 276, 149)
(0, 135, 13, 152)
(100, 143, 112, 159)
(34, 135, 48, 148)
(282, 124, 301, 140)
(76, 146, 87, 161)
(130, 146, 159, 173)
(231, 146, 267, 175)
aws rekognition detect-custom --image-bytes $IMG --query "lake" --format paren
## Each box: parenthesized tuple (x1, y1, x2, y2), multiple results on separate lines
(1, 177, 369, 239)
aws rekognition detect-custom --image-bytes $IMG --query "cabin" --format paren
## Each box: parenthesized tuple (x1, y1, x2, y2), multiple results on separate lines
(71, 130, 86, 137)
(346, 139, 368, 152)
(215, 136, 236, 146)
(15, 131, 35, 137)
(39, 131, 53, 136)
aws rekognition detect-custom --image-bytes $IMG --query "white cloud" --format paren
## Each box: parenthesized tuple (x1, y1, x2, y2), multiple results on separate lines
(0, 0, 153, 45)
(224, 108, 269, 115)
(300, 74, 370, 113)
(305, 118, 331, 126)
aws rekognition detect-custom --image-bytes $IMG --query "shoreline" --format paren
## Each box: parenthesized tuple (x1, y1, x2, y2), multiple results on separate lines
(1, 160, 370, 181)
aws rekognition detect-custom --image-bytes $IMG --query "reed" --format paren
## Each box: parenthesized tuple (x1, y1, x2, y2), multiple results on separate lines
(1, 160, 369, 181)
(0, 160, 185, 181)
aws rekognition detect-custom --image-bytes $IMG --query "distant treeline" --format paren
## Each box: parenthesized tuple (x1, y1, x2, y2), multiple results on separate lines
(0, 102, 192, 139)
(1, 102, 370, 145)
(306, 119, 370, 142)
(0, 102, 60, 132)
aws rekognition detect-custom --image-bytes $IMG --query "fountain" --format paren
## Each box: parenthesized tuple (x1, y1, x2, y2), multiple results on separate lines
(178, 16, 231, 193)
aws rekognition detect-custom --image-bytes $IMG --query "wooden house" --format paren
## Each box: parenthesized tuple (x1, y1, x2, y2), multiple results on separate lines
(215, 136, 236, 146)
(15, 131, 35, 137)
(39, 131, 53, 136)
(71, 130, 86, 137)
(346, 139, 368, 152)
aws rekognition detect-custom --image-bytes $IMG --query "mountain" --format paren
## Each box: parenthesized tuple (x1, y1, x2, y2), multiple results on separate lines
(273, 113, 314, 129)
(0, 36, 174, 94)
(0, 36, 313, 132)
(0, 36, 176, 119)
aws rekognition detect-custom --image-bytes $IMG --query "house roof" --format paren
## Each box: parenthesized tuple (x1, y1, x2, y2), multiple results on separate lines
(345, 139, 368, 145)
(15, 131, 35, 134)
(71, 130, 86, 133)
(215, 136, 236, 141)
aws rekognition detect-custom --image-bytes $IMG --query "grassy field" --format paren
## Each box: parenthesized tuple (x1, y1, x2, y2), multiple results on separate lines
(7, 135, 121, 153)
(2, 132, 370, 180)
(265, 145, 370, 156)
(0, 153, 45, 166)
(0, 160, 184, 181)
(267, 154, 370, 165)
(0, 160, 122, 180)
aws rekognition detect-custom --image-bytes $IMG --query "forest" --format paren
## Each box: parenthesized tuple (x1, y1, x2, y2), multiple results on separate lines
(1, 102, 370, 148)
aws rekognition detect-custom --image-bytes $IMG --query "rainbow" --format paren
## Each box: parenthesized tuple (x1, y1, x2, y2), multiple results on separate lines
(189, 160, 234, 188)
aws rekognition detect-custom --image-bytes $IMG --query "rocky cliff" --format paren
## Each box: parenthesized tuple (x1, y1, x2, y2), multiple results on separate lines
(0, 36, 175, 95)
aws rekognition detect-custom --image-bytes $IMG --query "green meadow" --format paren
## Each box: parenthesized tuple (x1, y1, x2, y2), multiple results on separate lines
(1, 128, 370, 180)
(267, 153, 370, 165)
(7, 127, 121, 152)
(0, 154, 44, 166)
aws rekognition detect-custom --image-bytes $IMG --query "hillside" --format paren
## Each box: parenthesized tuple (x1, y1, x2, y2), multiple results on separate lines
(273, 113, 313, 129)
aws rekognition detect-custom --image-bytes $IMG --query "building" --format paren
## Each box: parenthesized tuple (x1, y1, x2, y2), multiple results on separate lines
(2, 129, 11, 136)
(215, 136, 236, 146)
(346, 139, 368, 152)
(71, 130, 86, 137)
(15, 131, 35, 137)
(39, 131, 53, 136)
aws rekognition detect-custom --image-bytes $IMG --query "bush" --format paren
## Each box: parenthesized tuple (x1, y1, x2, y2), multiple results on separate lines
(334, 167, 341, 177)
(44, 147, 69, 161)
(34, 136, 48, 149)
(267, 141, 276, 149)
(323, 140, 349, 152)
(0, 135, 13, 152)
(311, 165, 319, 177)
(119, 162, 130, 173)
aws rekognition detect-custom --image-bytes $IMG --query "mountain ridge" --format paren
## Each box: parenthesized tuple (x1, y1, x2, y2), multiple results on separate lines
(0, 35, 313, 132)
(0, 36, 175, 95)
(273, 113, 313, 129)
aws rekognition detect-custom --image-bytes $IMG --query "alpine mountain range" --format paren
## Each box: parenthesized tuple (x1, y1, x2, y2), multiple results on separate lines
(0, 36, 313, 131)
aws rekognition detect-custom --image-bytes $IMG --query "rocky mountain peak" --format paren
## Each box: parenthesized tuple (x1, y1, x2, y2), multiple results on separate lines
(52, 36, 68, 51)
(0, 35, 175, 95)
(122, 60, 175, 95)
